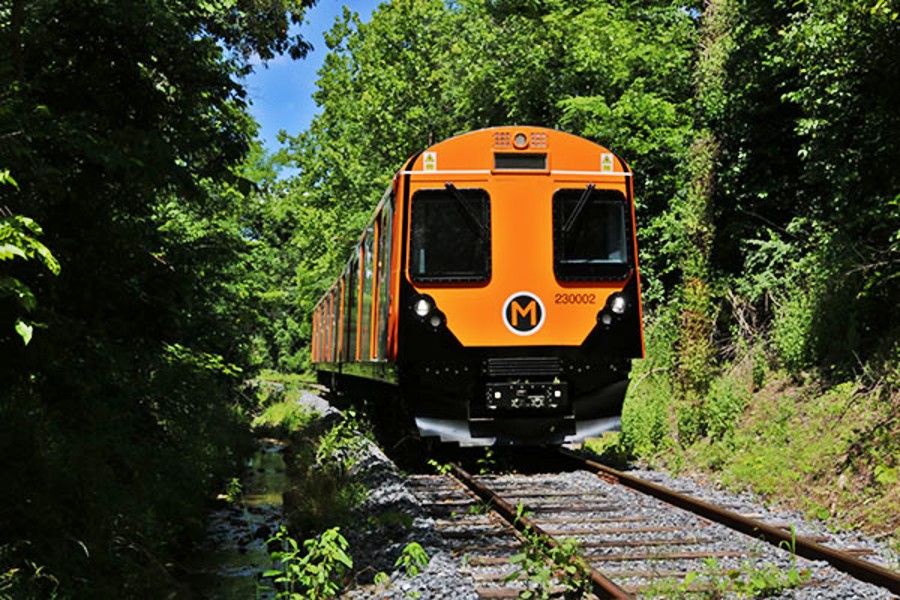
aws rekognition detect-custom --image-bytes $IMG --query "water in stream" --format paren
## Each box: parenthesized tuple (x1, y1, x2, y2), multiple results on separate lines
(184, 438, 288, 599)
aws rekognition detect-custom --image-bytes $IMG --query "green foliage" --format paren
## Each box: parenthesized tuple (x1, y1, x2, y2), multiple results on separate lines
(0, 172, 59, 345)
(315, 410, 368, 470)
(620, 308, 679, 457)
(224, 477, 243, 504)
(644, 555, 809, 599)
(253, 396, 319, 432)
(0, 546, 59, 600)
(477, 447, 496, 475)
(264, 525, 352, 600)
(702, 367, 752, 442)
(394, 542, 429, 578)
(427, 459, 452, 476)
(280, 409, 369, 537)
(251, 376, 320, 432)
(264, 0, 698, 354)
(507, 503, 590, 599)
(0, 0, 317, 594)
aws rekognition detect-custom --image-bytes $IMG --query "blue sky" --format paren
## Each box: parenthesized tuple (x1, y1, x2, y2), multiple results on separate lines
(242, 0, 382, 153)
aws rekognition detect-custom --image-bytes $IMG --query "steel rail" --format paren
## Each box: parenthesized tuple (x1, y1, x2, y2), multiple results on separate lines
(559, 448, 900, 595)
(449, 463, 631, 600)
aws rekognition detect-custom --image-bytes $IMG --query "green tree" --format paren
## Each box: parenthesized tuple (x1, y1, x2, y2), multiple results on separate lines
(272, 0, 697, 362)
(0, 170, 60, 346)
(0, 0, 316, 594)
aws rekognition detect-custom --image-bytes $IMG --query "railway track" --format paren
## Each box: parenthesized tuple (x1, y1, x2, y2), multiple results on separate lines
(405, 449, 900, 598)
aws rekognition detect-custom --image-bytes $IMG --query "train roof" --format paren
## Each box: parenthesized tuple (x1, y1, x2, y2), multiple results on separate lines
(396, 126, 630, 179)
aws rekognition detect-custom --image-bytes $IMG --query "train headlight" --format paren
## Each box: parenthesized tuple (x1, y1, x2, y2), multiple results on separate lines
(610, 294, 627, 315)
(429, 313, 444, 328)
(513, 132, 529, 149)
(414, 297, 433, 317)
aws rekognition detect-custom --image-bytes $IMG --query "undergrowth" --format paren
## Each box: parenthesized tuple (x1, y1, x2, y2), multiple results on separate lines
(257, 377, 432, 597)
(251, 377, 319, 433)
(587, 309, 900, 557)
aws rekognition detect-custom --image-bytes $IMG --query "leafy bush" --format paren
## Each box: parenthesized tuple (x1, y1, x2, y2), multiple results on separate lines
(703, 367, 752, 441)
(620, 308, 679, 457)
(265, 526, 352, 600)
(253, 393, 319, 432)
(281, 407, 369, 537)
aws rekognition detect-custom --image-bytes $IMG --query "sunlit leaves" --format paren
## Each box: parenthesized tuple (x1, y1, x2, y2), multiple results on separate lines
(0, 177, 60, 345)
(14, 319, 32, 346)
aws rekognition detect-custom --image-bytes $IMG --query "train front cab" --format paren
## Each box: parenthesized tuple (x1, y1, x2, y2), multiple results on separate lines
(396, 127, 645, 446)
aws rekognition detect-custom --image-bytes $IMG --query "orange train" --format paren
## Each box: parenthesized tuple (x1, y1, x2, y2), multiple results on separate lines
(311, 127, 644, 446)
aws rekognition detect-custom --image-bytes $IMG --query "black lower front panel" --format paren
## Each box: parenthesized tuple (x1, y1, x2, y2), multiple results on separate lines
(401, 352, 630, 446)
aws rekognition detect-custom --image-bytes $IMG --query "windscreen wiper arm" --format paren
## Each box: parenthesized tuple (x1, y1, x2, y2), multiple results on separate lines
(445, 183, 488, 235)
(562, 183, 595, 234)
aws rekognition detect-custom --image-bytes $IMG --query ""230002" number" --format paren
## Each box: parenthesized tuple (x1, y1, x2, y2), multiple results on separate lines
(554, 293, 596, 305)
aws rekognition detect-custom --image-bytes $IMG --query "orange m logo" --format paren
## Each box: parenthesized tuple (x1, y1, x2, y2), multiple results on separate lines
(510, 299, 537, 327)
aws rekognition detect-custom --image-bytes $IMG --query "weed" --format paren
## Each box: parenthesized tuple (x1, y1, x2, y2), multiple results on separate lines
(316, 410, 367, 471)
(506, 503, 590, 599)
(395, 542, 429, 577)
(264, 525, 352, 599)
(427, 459, 452, 476)
(0, 558, 59, 600)
(468, 500, 492, 516)
(642, 555, 809, 599)
(224, 477, 242, 503)
(281, 409, 369, 538)
(477, 447, 496, 474)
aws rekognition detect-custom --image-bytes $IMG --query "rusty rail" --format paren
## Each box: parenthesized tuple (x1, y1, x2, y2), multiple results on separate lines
(449, 463, 632, 600)
(559, 448, 900, 595)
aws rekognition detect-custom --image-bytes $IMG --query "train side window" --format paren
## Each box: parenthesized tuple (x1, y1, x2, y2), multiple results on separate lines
(345, 253, 359, 361)
(552, 187, 631, 281)
(312, 310, 318, 362)
(359, 226, 375, 361)
(410, 187, 491, 283)
(330, 289, 339, 362)
(339, 273, 349, 361)
(376, 199, 393, 359)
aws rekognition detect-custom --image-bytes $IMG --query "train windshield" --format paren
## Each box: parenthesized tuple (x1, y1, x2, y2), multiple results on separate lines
(553, 187, 630, 280)
(410, 187, 491, 283)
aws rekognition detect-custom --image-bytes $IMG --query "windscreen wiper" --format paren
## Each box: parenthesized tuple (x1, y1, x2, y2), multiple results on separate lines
(445, 183, 488, 236)
(562, 183, 595, 234)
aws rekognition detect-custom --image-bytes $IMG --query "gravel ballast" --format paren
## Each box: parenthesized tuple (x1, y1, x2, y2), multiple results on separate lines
(293, 391, 898, 598)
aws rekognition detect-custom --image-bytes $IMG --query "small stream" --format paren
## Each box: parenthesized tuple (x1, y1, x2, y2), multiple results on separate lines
(184, 438, 288, 599)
